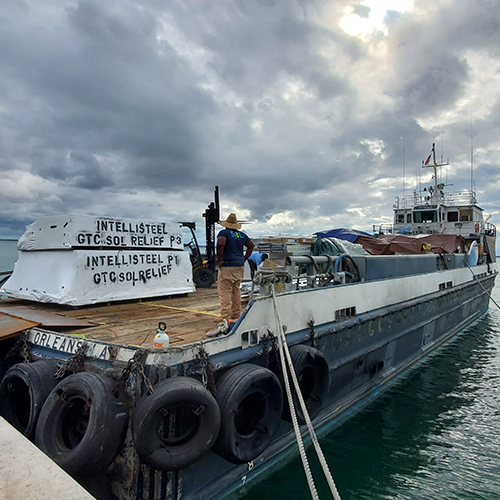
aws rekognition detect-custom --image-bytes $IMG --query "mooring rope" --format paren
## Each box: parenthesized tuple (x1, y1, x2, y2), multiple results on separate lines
(464, 260, 500, 311)
(271, 285, 341, 500)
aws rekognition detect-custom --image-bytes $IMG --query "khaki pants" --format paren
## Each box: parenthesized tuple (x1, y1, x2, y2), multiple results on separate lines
(218, 266, 244, 320)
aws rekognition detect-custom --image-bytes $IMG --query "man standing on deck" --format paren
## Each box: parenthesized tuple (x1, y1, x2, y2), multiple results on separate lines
(217, 213, 254, 321)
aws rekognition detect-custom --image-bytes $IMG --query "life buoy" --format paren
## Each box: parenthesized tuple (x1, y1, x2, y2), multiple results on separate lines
(132, 377, 220, 471)
(213, 363, 283, 464)
(35, 372, 129, 476)
(0, 360, 58, 439)
(475, 223, 480, 233)
(281, 344, 329, 424)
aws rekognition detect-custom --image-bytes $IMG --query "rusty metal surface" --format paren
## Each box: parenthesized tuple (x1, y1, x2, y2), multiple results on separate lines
(0, 313, 39, 339)
(0, 306, 96, 328)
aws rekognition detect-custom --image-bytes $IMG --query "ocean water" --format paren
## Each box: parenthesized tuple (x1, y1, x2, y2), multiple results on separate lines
(0, 239, 18, 273)
(239, 284, 500, 500)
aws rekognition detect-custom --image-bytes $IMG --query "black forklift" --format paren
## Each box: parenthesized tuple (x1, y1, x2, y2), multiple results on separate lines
(181, 186, 220, 288)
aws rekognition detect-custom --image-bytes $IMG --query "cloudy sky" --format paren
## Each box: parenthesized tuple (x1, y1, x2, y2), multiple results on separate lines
(1, 0, 500, 241)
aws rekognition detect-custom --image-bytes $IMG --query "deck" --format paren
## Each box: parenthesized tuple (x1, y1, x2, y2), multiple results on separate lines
(0, 287, 244, 348)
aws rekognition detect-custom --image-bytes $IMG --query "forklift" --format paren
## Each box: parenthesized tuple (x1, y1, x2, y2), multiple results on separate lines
(181, 186, 220, 288)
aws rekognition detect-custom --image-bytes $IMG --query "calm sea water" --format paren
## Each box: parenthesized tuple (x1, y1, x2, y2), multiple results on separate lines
(0, 239, 18, 273)
(239, 284, 500, 500)
(0, 241, 499, 499)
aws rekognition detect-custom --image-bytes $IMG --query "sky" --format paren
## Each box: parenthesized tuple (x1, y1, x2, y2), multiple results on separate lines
(1, 0, 500, 242)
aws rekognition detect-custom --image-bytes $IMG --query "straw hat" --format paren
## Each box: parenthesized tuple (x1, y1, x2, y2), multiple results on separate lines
(218, 213, 241, 230)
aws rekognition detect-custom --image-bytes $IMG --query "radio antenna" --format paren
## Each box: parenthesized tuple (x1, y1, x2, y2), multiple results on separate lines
(470, 118, 474, 194)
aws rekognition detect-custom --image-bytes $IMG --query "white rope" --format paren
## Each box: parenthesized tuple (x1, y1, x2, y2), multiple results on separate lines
(271, 286, 341, 500)
(272, 286, 319, 500)
(464, 260, 500, 310)
(206, 319, 230, 337)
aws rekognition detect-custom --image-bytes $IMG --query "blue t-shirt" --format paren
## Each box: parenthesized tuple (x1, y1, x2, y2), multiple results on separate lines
(248, 252, 264, 266)
(218, 228, 250, 267)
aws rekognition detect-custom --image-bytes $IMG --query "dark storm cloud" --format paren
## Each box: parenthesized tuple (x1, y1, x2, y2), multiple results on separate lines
(1, 0, 500, 238)
(32, 151, 113, 189)
(386, 1, 500, 119)
(0, 0, 214, 189)
(399, 57, 469, 115)
(353, 4, 371, 19)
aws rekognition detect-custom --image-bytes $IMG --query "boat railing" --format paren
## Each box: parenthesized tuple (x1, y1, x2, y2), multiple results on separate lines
(373, 220, 496, 237)
(485, 222, 497, 237)
(394, 190, 477, 210)
(372, 223, 395, 235)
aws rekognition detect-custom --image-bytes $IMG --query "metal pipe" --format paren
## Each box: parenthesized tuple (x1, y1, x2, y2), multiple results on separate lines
(285, 255, 335, 266)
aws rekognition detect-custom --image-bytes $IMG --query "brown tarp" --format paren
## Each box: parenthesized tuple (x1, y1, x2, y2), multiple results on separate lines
(356, 234, 465, 255)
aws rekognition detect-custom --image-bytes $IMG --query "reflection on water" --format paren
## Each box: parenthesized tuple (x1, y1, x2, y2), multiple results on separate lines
(240, 285, 500, 500)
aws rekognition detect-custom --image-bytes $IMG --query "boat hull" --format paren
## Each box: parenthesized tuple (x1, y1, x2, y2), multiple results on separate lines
(106, 266, 495, 500)
(0, 257, 495, 500)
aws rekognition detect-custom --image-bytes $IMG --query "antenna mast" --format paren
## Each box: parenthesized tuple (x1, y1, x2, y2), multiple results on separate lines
(402, 136, 405, 200)
(470, 120, 474, 193)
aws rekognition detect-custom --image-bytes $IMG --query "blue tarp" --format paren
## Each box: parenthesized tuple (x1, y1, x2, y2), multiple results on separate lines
(314, 228, 372, 243)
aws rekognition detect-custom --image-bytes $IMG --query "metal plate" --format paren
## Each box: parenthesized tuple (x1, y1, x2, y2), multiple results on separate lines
(0, 307, 96, 328)
(0, 313, 39, 339)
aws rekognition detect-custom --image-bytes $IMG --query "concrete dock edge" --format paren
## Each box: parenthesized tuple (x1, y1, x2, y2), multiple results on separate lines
(0, 416, 95, 499)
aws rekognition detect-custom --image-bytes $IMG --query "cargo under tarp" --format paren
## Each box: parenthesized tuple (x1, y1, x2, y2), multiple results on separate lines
(1, 249, 195, 306)
(355, 234, 465, 255)
(17, 214, 184, 251)
(314, 228, 372, 243)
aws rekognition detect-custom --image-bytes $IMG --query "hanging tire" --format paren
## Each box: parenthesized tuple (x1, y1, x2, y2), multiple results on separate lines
(193, 267, 215, 288)
(281, 344, 329, 424)
(35, 371, 129, 477)
(0, 360, 58, 440)
(132, 377, 220, 471)
(213, 363, 283, 464)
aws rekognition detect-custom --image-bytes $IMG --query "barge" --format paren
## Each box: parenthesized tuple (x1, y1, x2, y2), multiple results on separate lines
(0, 158, 497, 500)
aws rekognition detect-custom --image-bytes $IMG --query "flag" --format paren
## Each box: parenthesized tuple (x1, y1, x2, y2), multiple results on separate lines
(424, 144, 435, 165)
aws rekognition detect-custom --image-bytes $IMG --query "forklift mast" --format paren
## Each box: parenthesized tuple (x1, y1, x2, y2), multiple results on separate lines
(203, 186, 220, 273)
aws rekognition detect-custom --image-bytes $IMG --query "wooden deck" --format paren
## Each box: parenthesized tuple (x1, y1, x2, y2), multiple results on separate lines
(0, 287, 244, 348)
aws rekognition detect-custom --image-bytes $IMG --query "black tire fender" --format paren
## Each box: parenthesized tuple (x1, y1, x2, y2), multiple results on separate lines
(34, 371, 129, 477)
(0, 360, 58, 439)
(281, 344, 329, 424)
(213, 363, 283, 464)
(132, 377, 220, 471)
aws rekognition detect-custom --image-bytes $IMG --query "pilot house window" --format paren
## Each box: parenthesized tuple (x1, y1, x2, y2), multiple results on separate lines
(413, 211, 437, 223)
(447, 211, 459, 222)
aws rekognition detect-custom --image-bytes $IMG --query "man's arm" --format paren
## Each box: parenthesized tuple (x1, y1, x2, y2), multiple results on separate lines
(217, 235, 226, 267)
(244, 239, 255, 262)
